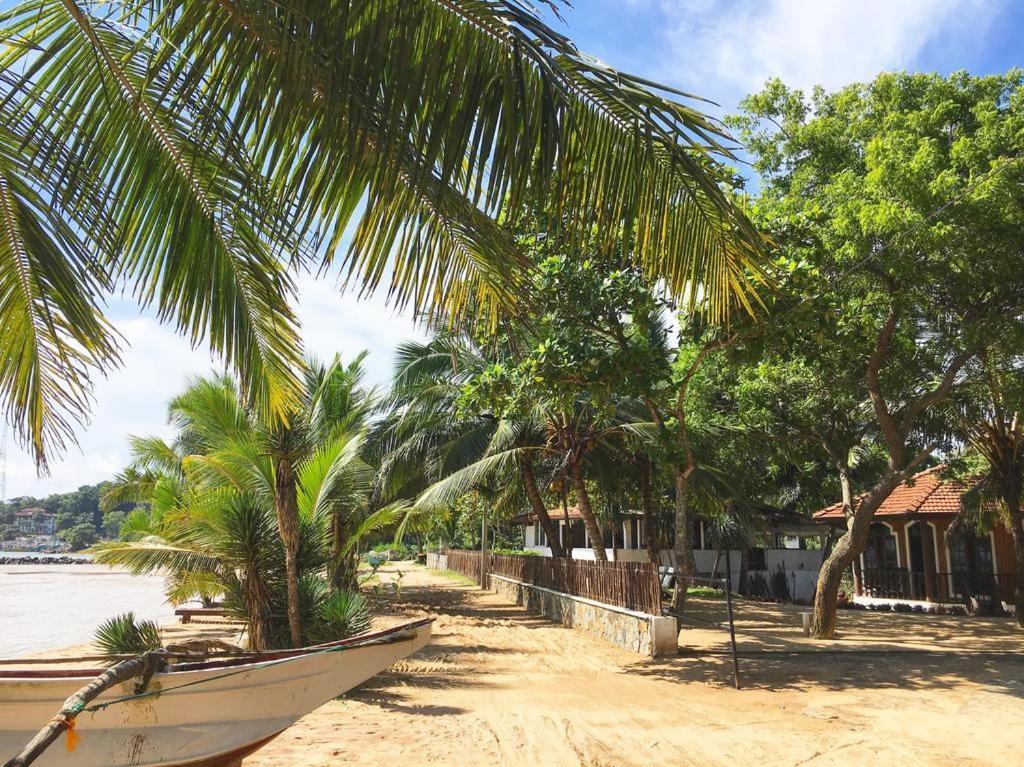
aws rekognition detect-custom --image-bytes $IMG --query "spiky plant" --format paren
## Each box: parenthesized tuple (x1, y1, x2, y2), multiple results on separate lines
(313, 590, 372, 644)
(93, 612, 163, 656)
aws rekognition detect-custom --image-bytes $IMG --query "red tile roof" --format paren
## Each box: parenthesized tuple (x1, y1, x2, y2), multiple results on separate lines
(814, 465, 972, 522)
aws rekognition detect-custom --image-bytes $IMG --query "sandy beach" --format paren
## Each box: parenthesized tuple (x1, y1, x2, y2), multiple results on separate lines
(12, 562, 1021, 766)
(243, 563, 1023, 767)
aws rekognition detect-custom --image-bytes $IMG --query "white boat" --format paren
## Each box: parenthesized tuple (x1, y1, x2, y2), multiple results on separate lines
(0, 618, 432, 767)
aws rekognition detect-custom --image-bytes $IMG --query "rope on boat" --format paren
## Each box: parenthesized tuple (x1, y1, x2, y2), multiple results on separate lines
(81, 629, 417, 714)
(2, 651, 165, 767)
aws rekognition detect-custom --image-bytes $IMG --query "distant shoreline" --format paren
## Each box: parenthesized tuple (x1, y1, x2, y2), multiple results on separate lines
(0, 552, 91, 565)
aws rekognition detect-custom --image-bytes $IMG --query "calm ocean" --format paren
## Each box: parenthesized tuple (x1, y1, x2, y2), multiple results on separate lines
(0, 562, 173, 657)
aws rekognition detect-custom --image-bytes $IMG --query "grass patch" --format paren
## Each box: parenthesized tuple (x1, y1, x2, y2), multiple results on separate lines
(432, 568, 479, 587)
(687, 585, 726, 599)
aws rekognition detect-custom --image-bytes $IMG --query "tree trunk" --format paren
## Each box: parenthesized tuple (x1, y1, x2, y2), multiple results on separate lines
(520, 455, 565, 557)
(274, 456, 303, 647)
(670, 467, 696, 614)
(639, 454, 661, 565)
(243, 568, 273, 651)
(569, 460, 607, 561)
(329, 510, 358, 593)
(811, 469, 905, 638)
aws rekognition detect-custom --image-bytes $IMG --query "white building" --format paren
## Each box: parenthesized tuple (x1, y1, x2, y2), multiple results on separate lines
(519, 506, 825, 602)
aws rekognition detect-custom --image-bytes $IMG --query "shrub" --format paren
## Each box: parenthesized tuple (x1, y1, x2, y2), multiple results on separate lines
(312, 590, 371, 643)
(490, 548, 539, 557)
(94, 612, 163, 656)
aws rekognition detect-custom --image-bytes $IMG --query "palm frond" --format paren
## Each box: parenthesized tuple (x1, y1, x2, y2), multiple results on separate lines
(416, 447, 523, 509)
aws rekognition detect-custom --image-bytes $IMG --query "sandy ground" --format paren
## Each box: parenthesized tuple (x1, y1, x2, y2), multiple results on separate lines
(242, 563, 1024, 767)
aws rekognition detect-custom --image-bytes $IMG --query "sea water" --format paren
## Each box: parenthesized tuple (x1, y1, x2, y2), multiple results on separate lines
(0, 563, 173, 657)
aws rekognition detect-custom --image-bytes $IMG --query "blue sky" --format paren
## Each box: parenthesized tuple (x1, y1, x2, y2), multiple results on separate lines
(6, 0, 1022, 498)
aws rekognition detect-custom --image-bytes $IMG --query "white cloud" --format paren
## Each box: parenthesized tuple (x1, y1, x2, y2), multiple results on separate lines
(656, 0, 1000, 101)
(4, 279, 425, 500)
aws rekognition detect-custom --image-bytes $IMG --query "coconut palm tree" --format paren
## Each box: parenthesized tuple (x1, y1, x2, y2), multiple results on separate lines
(0, 0, 766, 472)
(952, 346, 1024, 627)
(97, 362, 402, 647)
(377, 335, 577, 556)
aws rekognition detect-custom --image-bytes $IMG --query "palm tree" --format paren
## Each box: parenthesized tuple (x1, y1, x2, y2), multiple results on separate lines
(0, 0, 766, 472)
(98, 362, 400, 647)
(953, 347, 1024, 627)
(378, 335, 578, 556)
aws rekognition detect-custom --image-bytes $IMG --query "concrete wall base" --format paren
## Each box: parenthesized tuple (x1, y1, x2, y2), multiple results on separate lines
(490, 574, 677, 657)
(425, 552, 448, 570)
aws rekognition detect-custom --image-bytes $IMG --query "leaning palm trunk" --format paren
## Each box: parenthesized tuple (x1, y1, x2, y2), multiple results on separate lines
(520, 455, 565, 557)
(569, 461, 606, 561)
(274, 456, 303, 646)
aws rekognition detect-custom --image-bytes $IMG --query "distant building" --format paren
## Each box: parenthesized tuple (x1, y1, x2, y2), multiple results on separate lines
(15, 508, 56, 536)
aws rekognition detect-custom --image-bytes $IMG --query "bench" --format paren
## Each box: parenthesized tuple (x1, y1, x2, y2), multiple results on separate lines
(174, 607, 228, 624)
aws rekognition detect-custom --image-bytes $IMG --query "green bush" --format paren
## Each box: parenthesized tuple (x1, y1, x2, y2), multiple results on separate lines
(94, 612, 163, 656)
(490, 548, 539, 557)
(686, 585, 724, 599)
(59, 522, 99, 551)
(312, 590, 371, 642)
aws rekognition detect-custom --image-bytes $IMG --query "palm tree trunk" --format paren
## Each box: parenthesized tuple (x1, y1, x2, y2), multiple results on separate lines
(520, 454, 565, 557)
(274, 455, 303, 647)
(670, 467, 696, 614)
(569, 460, 607, 561)
(243, 570, 273, 651)
(329, 510, 359, 592)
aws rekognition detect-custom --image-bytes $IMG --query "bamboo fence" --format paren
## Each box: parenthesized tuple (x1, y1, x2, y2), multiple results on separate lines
(443, 550, 661, 614)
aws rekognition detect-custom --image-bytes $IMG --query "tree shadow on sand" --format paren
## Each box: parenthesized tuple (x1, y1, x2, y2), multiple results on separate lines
(631, 644, 1024, 695)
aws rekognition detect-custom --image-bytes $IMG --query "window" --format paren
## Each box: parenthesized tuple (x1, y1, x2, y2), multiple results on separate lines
(949, 534, 994, 574)
(863, 524, 898, 570)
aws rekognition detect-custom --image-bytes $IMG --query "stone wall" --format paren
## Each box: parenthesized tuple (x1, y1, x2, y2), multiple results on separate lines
(490, 574, 677, 657)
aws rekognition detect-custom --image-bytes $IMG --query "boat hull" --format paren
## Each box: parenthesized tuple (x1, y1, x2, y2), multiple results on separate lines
(0, 620, 431, 767)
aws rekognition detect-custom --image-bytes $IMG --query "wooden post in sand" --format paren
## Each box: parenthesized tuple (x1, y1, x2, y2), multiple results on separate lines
(480, 505, 489, 590)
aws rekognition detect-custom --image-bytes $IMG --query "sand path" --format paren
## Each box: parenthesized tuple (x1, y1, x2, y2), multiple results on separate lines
(249, 564, 1024, 767)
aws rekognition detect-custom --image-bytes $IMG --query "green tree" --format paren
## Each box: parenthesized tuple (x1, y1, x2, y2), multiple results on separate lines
(730, 71, 1024, 637)
(0, 0, 764, 471)
(101, 510, 128, 539)
(59, 522, 98, 551)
